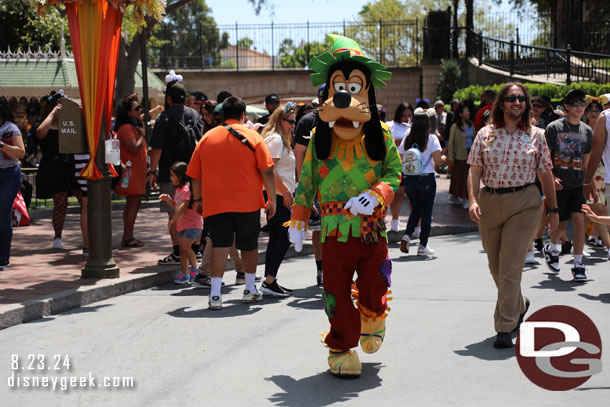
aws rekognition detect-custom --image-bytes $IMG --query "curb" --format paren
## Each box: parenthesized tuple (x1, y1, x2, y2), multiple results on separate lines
(28, 201, 160, 222)
(0, 225, 473, 330)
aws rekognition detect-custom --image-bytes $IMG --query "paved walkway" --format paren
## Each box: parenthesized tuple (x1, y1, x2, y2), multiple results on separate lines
(0, 176, 475, 326)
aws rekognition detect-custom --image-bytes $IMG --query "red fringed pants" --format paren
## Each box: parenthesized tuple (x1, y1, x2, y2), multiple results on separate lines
(322, 235, 390, 350)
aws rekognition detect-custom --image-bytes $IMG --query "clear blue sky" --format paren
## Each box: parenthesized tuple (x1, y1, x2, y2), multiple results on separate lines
(210, 0, 513, 25)
(210, 0, 371, 25)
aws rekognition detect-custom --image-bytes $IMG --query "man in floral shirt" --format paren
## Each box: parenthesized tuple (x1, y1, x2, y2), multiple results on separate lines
(467, 82, 559, 349)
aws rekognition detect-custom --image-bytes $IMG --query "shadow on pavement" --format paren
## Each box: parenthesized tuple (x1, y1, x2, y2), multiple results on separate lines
(265, 363, 383, 406)
(578, 293, 610, 304)
(166, 300, 264, 319)
(453, 335, 515, 361)
(285, 287, 323, 311)
(392, 256, 437, 262)
(529, 272, 586, 292)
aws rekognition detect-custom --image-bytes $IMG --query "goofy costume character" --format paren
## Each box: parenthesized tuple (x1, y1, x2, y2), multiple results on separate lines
(288, 34, 401, 377)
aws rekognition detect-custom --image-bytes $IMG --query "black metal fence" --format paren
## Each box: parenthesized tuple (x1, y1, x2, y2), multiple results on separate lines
(152, 19, 422, 71)
(471, 31, 610, 84)
(566, 21, 610, 55)
(476, 12, 551, 47)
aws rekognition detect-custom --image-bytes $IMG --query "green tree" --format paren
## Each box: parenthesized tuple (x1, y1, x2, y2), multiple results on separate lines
(0, 0, 69, 52)
(114, 0, 267, 103)
(346, 0, 414, 66)
(154, 0, 229, 69)
(349, 0, 518, 64)
(278, 38, 332, 68)
(237, 37, 255, 50)
(507, 0, 610, 52)
(437, 59, 462, 101)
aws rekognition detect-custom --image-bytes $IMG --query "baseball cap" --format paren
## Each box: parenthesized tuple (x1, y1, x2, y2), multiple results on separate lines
(167, 82, 187, 104)
(434, 100, 444, 108)
(564, 89, 586, 104)
(531, 96, 544, 104)
(265, 94, 280, 104)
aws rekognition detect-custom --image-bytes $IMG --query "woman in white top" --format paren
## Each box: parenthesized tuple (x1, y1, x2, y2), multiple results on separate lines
(386, 102, 414, 232)
(398, 108, 443, 256)
(260, 102, 298, 297)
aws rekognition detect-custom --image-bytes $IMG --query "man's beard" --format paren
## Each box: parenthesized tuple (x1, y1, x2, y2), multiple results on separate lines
(505, 108, 524, 122)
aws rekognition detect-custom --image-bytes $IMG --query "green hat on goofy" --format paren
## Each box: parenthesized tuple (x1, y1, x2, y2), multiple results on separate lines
(308, 34, 392, 89)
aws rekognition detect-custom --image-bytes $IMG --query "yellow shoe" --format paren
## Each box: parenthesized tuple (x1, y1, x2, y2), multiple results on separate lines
(328, 349, 361, 377)
(360, 316, 386, 354)
(352, 286, 392, 354)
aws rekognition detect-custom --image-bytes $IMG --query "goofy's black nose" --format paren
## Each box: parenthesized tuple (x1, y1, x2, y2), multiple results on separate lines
(333, 91, 351, 109)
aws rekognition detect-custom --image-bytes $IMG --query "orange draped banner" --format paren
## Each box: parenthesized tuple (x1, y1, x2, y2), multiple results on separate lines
(66, 0, 122, 180)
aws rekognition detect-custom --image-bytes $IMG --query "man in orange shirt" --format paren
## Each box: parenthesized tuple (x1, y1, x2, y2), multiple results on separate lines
(187, 96, 276, 310)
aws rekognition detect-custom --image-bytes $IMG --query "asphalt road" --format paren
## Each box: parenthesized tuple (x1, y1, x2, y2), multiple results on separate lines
(1, 232, 609, 407)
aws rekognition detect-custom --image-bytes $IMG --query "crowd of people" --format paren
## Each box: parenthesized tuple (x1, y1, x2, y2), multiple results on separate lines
(2, 76, 609, 335)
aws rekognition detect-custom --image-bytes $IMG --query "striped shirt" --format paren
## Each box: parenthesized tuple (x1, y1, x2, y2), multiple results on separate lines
(74, 153, 90, 192)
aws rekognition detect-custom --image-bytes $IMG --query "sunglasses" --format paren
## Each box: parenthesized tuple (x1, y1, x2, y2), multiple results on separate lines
(568, 101, 587, 107)
(532, 104, 544, 109)
(133, 105, 143, 111)
(504, 95, 527, 103)
(283, 119, 296, 125)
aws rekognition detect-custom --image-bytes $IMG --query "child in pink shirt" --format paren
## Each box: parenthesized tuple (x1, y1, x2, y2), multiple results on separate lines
(160, 162, 203, 284)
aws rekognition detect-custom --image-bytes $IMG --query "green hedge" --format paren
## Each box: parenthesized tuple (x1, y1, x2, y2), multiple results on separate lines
(453, 82, 610, 102)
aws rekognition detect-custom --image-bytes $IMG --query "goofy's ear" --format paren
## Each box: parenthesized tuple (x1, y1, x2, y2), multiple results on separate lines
(363, 85, 386, 161)
(315, 117, 332, 160)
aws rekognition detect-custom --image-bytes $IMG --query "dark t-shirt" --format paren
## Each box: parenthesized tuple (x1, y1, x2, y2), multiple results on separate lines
(150, 105, 203, 182)
(258, 114, 270, 126)
(294, 110, 318, 147)
(545, 117, 593, 189)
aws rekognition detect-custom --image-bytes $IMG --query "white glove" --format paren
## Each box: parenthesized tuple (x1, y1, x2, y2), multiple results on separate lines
(288, 227, 307, 252)
(344, 190, 380, 216)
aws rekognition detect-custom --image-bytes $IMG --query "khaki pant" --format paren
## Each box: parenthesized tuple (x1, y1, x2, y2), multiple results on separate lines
(478, 185, 542, 333)
(199, 237, 243, 274)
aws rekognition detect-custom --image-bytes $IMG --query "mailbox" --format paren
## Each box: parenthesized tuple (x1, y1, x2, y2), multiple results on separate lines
(58, 98, 88, 154)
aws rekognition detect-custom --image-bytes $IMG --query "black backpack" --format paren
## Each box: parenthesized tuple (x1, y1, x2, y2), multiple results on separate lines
(164, 108, 202, 164)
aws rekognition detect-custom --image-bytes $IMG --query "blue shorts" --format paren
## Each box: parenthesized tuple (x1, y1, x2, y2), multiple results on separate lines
(178, 228, 202, 240)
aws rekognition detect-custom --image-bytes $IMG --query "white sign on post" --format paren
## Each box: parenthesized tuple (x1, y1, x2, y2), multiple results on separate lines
(105, 139, 120, 165)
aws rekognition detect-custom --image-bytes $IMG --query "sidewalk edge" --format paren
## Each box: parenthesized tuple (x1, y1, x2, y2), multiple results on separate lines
(0, 226, 473, 330)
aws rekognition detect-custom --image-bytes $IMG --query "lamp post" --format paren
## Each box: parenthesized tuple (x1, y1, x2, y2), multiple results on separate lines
(82, 115, 119, 278)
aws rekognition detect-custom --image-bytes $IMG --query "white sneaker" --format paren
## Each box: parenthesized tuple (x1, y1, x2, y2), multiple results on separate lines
(208, 295, 222, 310)
(525, 250, 536, 264)
(52, 238, 63, 250)
(390, 219, 400, 232)
(449, 195, 461, 205)
(242, 288, 263, 303)
(412, 227, 421, 239)
(417, 245, 435, 255)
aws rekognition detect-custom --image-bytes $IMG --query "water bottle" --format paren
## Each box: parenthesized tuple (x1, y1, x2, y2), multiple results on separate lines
(121, 160, 131, 188)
